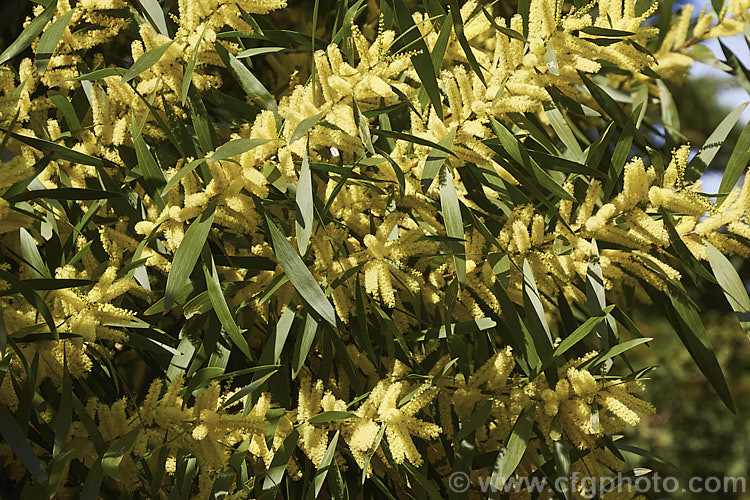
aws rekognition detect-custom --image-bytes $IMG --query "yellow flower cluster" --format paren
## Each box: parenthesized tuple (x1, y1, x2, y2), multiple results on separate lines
(0, 0, 748, 495)
(0, 345, 652, 497)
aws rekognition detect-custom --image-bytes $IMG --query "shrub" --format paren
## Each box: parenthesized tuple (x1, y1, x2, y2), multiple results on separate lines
(0, 0, 749, 498)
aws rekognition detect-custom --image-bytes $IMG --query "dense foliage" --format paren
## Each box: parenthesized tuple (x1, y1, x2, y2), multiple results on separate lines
(1, 0, 750, 498)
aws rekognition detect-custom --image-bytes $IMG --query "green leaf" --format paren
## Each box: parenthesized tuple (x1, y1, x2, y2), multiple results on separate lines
(552, 305, 615, 360)
(448, 0, 486, 85)
(581, 337, 653, 370)
(439, 165, 466, 284)
(656, 79, 681, 143)
(306, 431, 340, 500)
(36, 9, 74, 74)
(651, 283, 735, 413)
(718, 117, 750, 202)
(393, 0, 443, 119)
(579, 26, 635, 37)
(431, 12, 453, 72)
(585, 240, 612, 350)
(308, 411, 358, 424)
(361, 425, 385, 483)
(522, 260, 554, 381)
(134, 133, 166, 208)
(685, 102, 747, 183)
(214, 42, 279, 120)
(164, 201, 217, 311)
(481, 7, 526, 41)
(422, 128, 455, 192)
(236, 46, 287, 59)
(121, 41, 174, 84)
(161, 159, 206, 197)
(7, 188, 123, 203)
(293, 314, 318, 379)
(137, 0, 170, 36)
(578, 73, 632, 133)
(0, 0, 56, 66)
(201, 246, 253, 360)
(259, 429, 299, 500)
(488, 406, 535, 498)
(706, 242, 750, 338)
(102, 427, 141, 480)
(489, 118, 575, 202)
(661, 209, 716, 283)
(263, 212, 337, 327)
(0, 402, 49, 490)
(296, 149, 314, 255)
(181, 23, 208, 104)
(290, 110, 326, 145)
(80, 460, 103, 500)
(453, 399, 492, 444)
(209, 138, 270, 162)
(545, 105, 583, 162)
(19, 228, 49, 278)
(719, 41, 750, 95)
(3, 131, 113, 168)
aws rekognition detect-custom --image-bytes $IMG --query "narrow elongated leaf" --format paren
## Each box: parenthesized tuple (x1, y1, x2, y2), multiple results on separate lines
(0, 402, 49, 489)
(706, 242, 750, 338)
(522, 260, 554, 381)
(581, 337, 653, 370)
(586, 240, 612, 350)
(8, 188, 122, 203)
(422, 128, 455, 191)
(134, 134, 166, 207)
(661, 209, 716, 283)
(293, 314, 318, 379)
(121, 41, 174, 84)
(289, 110, 326, 144)
(685, 103, 747, 182)
(552, 305, 615, 360)
(308, 411, 357, 424)
(306, 431, 340, 500)
(19, 228, 49, 278)
(448, 0, 486, 85)
(209, 138, 269, 162)
(263, 214, 337, 327)
(181, 23, 207, 104)
(657, 79, 681, 143)
(489, 406, 535, 498)
(393, 0, 443, 119)
(545, 106, 583, 161)
(439, 166, 466, 284)
(454, 400, 492, 444)
(651, 284, 735, 412)
(296, 149, 314, 255)
(718, 118, 750, 201)
(720, 41, 750, 94)
(138, 0, 169, 36)
(36, 9, 74, 74)
(161, 159, 205, 197)
(164, 202, 216, 311)
(201, 247, 253, 360)
(3, 132, 112, 168)
(214, 42, 279, 119)
(0, 0, 56, 66)
(273, 307, 295, 364)
(102, 428, 141, 480)
(431, 12, 453, 72)
(236, 46, 287, 59)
